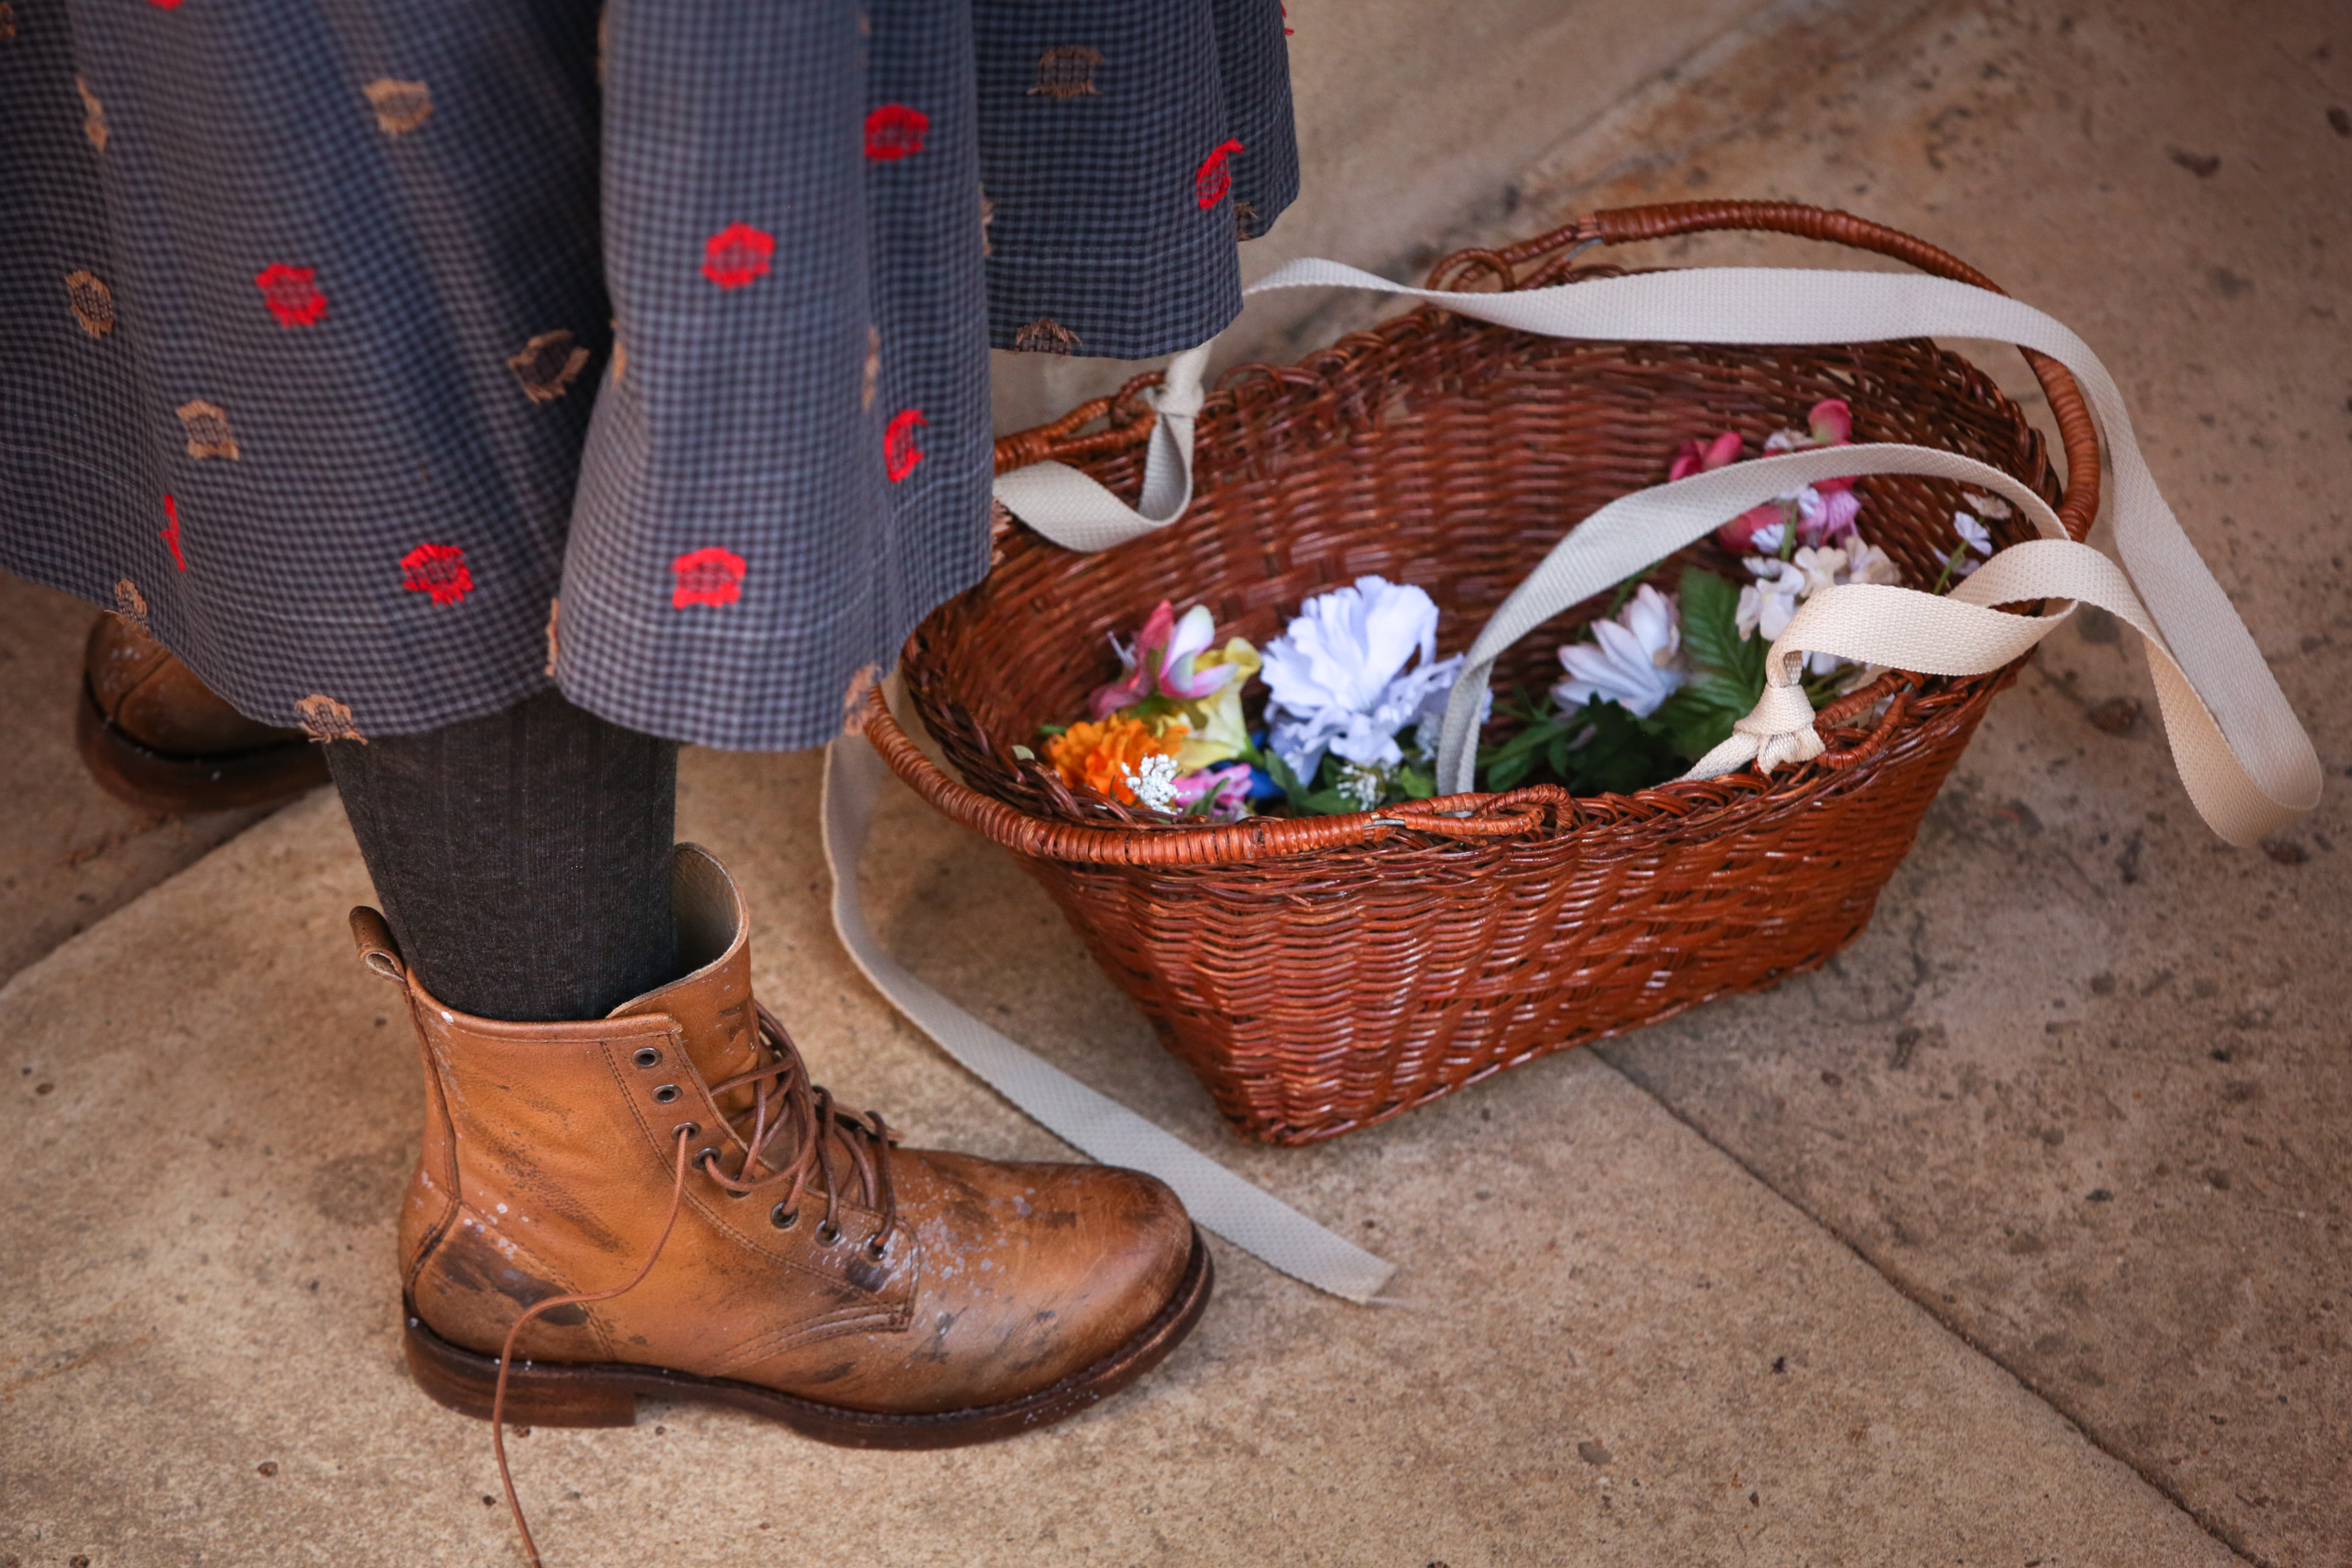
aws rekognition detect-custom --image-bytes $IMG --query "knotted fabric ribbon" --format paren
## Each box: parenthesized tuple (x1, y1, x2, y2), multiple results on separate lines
(826, 250, 2320, 1305)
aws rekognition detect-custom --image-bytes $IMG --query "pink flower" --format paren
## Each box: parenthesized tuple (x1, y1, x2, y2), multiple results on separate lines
(1668, 430, 1744, 483)
(1086, 601, 1238, 719)
(1172, 762, 1254, 822)
(1807, 399, 1852, 446)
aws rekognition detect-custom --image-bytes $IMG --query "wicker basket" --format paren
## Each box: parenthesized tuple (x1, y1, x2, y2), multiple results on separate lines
(865, 200, 2100, 1146)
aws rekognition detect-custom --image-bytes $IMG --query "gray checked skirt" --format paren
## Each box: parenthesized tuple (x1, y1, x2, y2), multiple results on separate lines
(0, 0, 1295, 748)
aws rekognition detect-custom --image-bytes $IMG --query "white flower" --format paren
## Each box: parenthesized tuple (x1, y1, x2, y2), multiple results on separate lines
(1959, 491, 2013, 521)
(1119, 753, 1181, 813)
(1843, 540, 1903, 585)
(1263, 576, 1465, 780)
(1553, 584, 1685, 719)
(1953, 510, 1994, 557)
(1737, 558, 1807, 641)
(1335, 763, 1386, 811)
(1792, 544, 1848, 598)
(1747, 519, 1788, 555)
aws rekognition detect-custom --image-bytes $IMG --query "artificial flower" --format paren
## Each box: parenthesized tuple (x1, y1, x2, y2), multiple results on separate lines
(1952, 510, 1994, 567)
(1261, 576, 1464, 780)
(1046, 713, 1186, 805)
(1669, 429, 1744, 482)
(1170, 638, 1262, 770)
(1553, 584, 1686, 719)
(1842, 540, 1903, 586)
(1720, 501, 1790, 556)
(1792, 544, 1848, 598)
(1087, 601, 1240, 720)
(1737, 558, 1807, 641)
(1120, 753, 1182, 814)
(1959, 490, 2013, 520)
(1171, 762, 1255, 822)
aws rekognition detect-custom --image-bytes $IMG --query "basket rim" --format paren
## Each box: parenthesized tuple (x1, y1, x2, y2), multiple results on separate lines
(888, 199, 2094, 867)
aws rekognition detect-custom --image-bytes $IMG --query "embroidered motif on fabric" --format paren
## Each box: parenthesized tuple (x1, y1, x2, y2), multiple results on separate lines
(864, 104, 927, 160)
(254, 264, 326, 328)
(1234, 199, 1260, 240)
(862, 325, 881, 412)
(146, 0, 182, 10)
(701, 224, 774, 289)
(400, 543, 472, 605)
(883, 409, 926, 483)
(77, 77, 107, 151)
(176, 399, 239, 460)
(1013, 318, 1081, 355)
(363, 78, 433, 135)
(64, 271, 114, 337)
(0, 4, 17, 43)
(979, 190, 995, 256)
(543, 597, 560, 677)
(507, 329, 590, 402)
(1028, 45, 1102, 98)
(114, 579, 150, 632)
(609, 319, 627, 384)
(295, 693, 365, 744)
(1282, 3, 1294, 35)
(671, 547, 746, 608)
(1194, 140, 1243, 208)
(159, 495, 186, 571)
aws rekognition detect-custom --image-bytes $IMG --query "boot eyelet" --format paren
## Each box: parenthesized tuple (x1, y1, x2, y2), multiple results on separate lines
(632, 1046, 663, 1069)
(652, 1084, 680, 1105)
(770, 1204, 799, 1230)
(815, 1221, 841, 1246)
(694, 1147, 725, 1177)
(671, 1121, 700, 1140)
(864, 1236, 889, 1261)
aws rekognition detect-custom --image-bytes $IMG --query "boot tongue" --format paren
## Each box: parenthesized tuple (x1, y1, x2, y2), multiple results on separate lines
(608, 846, 763, 1113)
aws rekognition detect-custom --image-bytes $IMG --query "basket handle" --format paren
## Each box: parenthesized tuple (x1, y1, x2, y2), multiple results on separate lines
(992, 223, 2318, 847)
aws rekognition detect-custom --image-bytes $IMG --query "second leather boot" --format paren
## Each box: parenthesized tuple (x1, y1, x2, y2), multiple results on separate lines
(360, 844, 1209, 1446)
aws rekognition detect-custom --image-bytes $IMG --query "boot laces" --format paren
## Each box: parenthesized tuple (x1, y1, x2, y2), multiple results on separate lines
(488, 1004, 900, 1567)
(698, 1003, 902, 1258)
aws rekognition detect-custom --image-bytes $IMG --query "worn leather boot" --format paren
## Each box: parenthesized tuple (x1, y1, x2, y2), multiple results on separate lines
(358, 844, 1210, 1448)
(78, 613, 328, 812)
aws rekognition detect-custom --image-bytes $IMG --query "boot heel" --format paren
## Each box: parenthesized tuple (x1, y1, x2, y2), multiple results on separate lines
(403, 1311, 638, 1429)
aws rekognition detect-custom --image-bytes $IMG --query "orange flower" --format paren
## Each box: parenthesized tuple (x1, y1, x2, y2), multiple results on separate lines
(1045, 714, 1186, 804)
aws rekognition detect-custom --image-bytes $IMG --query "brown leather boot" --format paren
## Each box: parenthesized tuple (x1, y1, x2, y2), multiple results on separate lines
(78, 613, 328, 812)
(358, 845, 1210, 1448)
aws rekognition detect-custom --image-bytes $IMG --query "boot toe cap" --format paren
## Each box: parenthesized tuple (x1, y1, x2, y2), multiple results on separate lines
(891, 1152, 1199, 1407)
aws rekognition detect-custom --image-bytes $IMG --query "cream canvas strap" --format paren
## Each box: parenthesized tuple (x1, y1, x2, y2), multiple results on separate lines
(825, 253, 2319, 1303)
(821, 733, 1396, 1302)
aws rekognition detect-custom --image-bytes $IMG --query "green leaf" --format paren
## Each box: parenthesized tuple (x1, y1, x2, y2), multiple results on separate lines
(1262, 748, 1313, 809)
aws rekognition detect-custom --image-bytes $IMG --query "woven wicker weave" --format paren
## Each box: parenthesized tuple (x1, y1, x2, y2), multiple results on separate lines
(868, 200, 2099, 1146)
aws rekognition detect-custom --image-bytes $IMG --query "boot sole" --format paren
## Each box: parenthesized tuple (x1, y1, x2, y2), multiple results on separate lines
(402, 1227, 1214, 1449)
(77, 683, 329, 814)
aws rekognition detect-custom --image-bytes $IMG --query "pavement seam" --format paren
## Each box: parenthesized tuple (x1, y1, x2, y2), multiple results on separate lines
(1591, 1046, 2274, 1568)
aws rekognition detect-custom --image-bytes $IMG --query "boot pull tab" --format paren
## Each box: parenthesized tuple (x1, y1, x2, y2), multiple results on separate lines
(348, 907, 408, 984)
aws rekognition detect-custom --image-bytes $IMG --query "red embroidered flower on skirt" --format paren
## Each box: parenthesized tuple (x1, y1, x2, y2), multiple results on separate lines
(671, 547, 747, 608)
(701, 224, 774, 289)
(864, 104, 929, 161)
(159, 494, 186, 571)
(399, 543, 473, 605)
(1193, 140, 1243, 208)
(883, 409, 927, 483)
(253, 264, 326, 328)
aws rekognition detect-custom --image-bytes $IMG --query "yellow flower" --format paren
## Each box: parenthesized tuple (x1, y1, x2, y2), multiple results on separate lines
(1170, 638, 1260, 770)
(1046, 713, 1187, 804)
